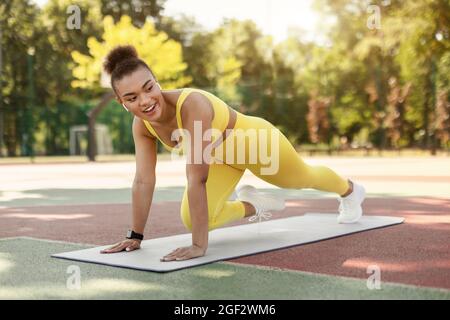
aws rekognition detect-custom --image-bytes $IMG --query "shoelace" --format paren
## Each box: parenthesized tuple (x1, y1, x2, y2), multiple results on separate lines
(248, 210, 272, 234)
(248, 210, 273, 223)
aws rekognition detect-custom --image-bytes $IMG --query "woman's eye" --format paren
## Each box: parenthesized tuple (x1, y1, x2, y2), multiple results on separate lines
(128, 98, 136, 102)
(147, 86, 153, 91)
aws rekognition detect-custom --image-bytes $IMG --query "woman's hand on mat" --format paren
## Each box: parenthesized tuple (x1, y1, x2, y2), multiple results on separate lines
(100, 239, 141, 254)
(160, 244, 207, 262)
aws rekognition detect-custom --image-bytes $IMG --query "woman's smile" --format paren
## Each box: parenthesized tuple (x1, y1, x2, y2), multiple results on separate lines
(141, 101, 161, 120)
(143, 101, 158, 114)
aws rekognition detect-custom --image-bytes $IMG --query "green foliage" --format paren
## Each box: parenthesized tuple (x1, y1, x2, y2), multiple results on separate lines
(71, 15, 191, 89)
(1, 0, 449, 157)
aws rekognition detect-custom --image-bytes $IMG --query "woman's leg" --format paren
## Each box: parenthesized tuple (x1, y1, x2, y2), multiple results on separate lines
(224, 113, 351, 195)
(180, 112, 352, 232)
(180, 161, 247, 231)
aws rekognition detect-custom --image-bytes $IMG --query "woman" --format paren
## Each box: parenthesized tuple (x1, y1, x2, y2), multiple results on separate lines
(100, 45, 366, 262)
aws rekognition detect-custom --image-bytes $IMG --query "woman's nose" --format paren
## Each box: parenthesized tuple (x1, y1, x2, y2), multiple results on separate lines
(139, 93, 154, 107)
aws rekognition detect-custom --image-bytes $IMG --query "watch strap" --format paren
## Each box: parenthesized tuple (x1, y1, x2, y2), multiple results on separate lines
(126, 230, 144, 240)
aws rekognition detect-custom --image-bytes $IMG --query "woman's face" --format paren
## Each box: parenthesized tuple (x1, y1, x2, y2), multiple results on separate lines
(115, 67, 164, 121)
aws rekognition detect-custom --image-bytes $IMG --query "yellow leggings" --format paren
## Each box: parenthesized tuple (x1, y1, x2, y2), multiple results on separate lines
(180, 111, 350, 231)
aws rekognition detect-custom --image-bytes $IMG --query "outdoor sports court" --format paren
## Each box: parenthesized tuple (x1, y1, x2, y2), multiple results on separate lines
(0, 156, 449, 299)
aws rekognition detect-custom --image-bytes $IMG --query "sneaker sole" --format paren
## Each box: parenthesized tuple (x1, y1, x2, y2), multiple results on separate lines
(337, 185, 366, 224)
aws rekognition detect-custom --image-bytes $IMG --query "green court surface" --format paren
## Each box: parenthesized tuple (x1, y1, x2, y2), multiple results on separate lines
(0, 237, 448, 300)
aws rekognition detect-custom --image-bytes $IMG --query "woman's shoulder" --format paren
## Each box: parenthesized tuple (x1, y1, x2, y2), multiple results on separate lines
(176, 89, 216, 124)
(133, 116, 156, 139)
(167, 87, 216, 101)
(176, 88, 213, 108)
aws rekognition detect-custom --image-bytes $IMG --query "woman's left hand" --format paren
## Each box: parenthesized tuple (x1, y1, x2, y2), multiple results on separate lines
(161, 244, 207, 262)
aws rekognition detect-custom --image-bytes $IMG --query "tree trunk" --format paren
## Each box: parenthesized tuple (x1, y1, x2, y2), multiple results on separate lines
(0, 27, 3, 157)
(87, 91, 114, 162)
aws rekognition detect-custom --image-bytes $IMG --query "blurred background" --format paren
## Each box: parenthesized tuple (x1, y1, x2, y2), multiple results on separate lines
(0, 0, 449, 161)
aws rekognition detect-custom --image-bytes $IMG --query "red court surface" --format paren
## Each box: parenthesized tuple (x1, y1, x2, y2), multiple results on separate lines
(1, 196, 448, 290)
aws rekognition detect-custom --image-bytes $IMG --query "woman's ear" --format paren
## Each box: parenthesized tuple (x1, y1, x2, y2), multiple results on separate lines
(121, 103, 130, 112)
(116, 97, 129, 112)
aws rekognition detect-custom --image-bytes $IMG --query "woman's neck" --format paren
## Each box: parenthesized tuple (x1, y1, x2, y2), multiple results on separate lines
(151, 90, 180, 128)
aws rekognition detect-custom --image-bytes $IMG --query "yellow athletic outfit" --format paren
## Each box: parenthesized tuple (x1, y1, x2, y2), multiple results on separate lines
(143, 88, 350, 231)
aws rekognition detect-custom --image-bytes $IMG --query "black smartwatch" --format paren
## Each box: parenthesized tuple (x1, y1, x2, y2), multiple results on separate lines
(126, 230, 144, 241)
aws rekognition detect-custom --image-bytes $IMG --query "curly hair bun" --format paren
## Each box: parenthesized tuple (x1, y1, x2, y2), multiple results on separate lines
(103, 45, 139, 75)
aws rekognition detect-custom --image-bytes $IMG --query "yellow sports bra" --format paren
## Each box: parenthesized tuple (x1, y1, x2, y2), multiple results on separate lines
(142, 88, 231, 154)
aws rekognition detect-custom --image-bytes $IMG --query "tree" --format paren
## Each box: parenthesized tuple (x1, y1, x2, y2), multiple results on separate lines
(101, 0, 166, 28)
(383, 0, 450, 150)
(37, 0, 104, 156)
(71, 15, 191, 160)
(307, 91, 331, 144)
(385, 77, 411, 149)
(434, 90, 450, 150)
(0, 0, 42, 157)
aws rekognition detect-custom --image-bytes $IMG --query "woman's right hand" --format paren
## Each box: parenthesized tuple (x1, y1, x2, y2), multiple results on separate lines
(100, 239, 141, 254)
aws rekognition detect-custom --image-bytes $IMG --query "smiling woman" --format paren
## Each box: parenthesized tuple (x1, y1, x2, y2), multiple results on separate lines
(103, 46, 159, 113)
(99, 44, 364, 263)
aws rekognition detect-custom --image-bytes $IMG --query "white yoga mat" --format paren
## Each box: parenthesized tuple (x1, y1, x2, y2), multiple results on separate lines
(51, 213, 404, 272)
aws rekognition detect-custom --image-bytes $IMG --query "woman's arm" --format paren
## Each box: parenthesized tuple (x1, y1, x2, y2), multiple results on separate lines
(186, 175, 209, 249)
(131, 117, 157, 234)
(162, 93, 214, 261)
(102, 117, 157, 253)
(131, 179, 155, 234)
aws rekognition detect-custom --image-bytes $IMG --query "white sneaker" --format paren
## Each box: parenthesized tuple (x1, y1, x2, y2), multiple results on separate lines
(236, 185, 285, 223)
(337, 181, 366, 224)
